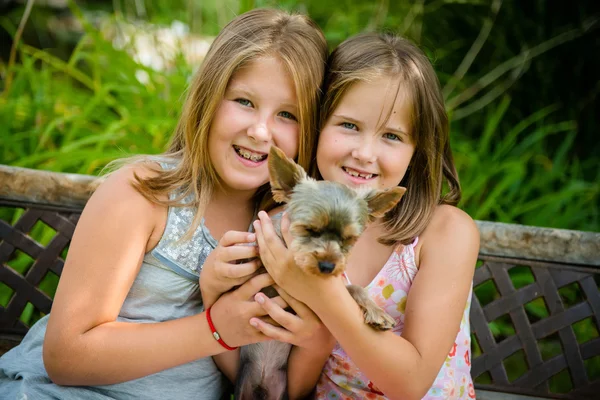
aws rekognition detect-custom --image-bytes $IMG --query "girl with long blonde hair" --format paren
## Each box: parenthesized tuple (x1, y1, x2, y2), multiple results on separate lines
(0, 8, 327, 400)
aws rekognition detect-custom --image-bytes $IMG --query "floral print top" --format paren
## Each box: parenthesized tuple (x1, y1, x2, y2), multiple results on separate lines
(316, 238, 475, 399)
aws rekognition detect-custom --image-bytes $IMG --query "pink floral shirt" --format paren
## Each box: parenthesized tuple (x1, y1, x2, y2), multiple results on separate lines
(316, 238, 475, 399)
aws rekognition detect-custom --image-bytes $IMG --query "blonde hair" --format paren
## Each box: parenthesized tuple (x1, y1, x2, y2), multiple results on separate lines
(125, 8, 327, 238)
(319, 33, 460, 245)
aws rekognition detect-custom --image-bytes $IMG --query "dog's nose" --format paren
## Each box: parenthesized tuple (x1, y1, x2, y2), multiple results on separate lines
(318, 261, 335, 274)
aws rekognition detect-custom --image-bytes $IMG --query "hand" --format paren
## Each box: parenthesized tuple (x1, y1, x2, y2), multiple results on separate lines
(209, 273, 290, 348)
(199, 230, 262, 308)
(253, 211, 339, 306)
(250, 285, 335, 352)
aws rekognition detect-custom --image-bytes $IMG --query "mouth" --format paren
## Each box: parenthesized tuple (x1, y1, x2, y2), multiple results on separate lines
(233, 145, 268, 163)
(342, 166, 378, 182)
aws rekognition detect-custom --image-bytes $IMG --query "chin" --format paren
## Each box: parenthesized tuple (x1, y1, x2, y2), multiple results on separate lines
(224, 177, 269, 193)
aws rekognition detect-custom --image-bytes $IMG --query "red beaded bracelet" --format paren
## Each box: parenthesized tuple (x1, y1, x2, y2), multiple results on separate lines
(206, 306, 238, 351)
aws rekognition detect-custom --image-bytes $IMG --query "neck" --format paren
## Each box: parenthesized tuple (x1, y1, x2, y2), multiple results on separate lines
(203, 186, 258, 240)
(211, 185, 257, 213)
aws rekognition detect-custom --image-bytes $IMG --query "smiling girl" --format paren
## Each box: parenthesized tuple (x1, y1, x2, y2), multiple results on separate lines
(252, 32, 480, 400)
(0, 9, 327, 400)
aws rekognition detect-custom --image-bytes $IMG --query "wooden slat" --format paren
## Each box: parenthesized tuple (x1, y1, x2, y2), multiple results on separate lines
(0, 164, 100, 211)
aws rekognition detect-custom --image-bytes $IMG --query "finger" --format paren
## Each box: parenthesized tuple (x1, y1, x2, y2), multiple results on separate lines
(255, 212, 286, 264)
(267, 295, 289, 310)
(218, 259, 262, 280)
(257, 211, 283, 249)
(236, 273, 275, 299)
(219, 244, 259, 264)
(273, 285, 313, 318)
(250, 318, 293, 343)
(254, 293, 289, 313)
(258, 315, 282, 327)
(255, 293, 301, 330)
(220, 230, 256, 247)
(273, 285, 305, 309)
(280, 212, 293, 249)
(253, 220, 275, 272)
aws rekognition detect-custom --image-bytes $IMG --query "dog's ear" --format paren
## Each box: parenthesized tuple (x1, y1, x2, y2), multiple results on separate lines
(268, 146, 307, 203)
(364, 186, 406, 220)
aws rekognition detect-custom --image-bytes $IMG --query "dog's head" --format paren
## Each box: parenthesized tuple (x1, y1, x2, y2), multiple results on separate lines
(268, 146, 406, 277)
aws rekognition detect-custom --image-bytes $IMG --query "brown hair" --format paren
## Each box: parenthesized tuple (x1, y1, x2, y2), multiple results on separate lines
(319, 32, 460, 245)
(114, 8, 327, 238)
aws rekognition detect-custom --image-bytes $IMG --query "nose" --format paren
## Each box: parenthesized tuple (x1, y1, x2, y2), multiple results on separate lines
(247, 118, 271, 142)
(351, 136, 376, 163)
(318, 261, 336, 274)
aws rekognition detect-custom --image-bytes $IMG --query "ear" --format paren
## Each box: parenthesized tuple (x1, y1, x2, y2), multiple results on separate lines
(364, 186, 406, 219)
(268, 146, 307, 203)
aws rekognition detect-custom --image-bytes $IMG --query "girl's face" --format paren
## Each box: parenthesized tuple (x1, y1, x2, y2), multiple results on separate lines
(208, 56, 300, 194)
(317, 76, 415, 191)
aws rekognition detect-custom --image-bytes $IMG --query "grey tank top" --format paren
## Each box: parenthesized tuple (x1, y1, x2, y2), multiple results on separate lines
(0, 161, 227, 399)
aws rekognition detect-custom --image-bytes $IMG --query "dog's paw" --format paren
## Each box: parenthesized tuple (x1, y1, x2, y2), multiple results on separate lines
(363, 306, 396, 331)
(346, 284, 396, 331)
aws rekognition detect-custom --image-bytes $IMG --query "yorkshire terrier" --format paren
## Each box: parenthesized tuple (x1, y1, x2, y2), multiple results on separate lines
(235, 146, 406, 400)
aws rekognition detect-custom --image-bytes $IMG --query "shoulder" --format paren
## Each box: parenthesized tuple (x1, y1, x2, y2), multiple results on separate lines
(84, 163, 168, 240)
(416, 205, 479, 271)
(427, 204, 479, 243)
(95, 162, 164, 204)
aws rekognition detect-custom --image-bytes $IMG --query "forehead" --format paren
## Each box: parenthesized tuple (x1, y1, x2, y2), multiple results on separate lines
(227, 56, 298, 104)
(336, 76, 412, 135)
(293, 182, 368, 230)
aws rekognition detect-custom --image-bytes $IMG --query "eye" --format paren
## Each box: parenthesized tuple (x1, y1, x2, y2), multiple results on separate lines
(343, 236, 359, 247)
(279, 111, 297, 121)
(235, 98, 253, 107)
(305, 227, 321, 237)
(383, 132, 401, 141)
(341, 122, 358, 131)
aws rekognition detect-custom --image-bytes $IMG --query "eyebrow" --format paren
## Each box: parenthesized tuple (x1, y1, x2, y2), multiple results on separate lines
(333, 114, 409, 136)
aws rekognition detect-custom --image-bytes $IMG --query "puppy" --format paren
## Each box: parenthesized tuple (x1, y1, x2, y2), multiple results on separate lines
(235, 146, 405, 399)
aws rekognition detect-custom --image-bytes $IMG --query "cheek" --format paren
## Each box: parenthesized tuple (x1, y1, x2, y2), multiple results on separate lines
(382, 150, 412, 182)
(213, 102, 251, 137)
(317, 130, 346, 166)
(274, 124, 300, 159)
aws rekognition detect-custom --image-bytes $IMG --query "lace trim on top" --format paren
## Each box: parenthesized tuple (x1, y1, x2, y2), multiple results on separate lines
(150, 160, 218, 279)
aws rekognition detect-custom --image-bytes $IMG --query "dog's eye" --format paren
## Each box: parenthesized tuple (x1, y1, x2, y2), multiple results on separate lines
(343, 236, 359, 246)
(305, 228, 321, 237)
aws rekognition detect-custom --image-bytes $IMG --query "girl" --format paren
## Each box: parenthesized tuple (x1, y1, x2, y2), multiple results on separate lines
(0, 8, 327, 400)
(252, 32, 480, 399)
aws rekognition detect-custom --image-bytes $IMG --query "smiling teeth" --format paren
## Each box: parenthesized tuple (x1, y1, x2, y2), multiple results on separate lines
(235, 146, 266, 162)
(344, 167, 373, 179)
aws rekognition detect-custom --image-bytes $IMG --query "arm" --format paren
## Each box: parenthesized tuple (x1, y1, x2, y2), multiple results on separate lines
(250, 288, 335, 400)
(199, 231, 262, 382)
(43, 166, 270, 386)
(250, 213, 336, 399)
(200, 205, 288, 383)
(255, 206, 479, 400)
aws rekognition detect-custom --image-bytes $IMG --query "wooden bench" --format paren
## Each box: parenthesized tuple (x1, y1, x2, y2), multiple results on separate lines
(1, 164, 599, 399)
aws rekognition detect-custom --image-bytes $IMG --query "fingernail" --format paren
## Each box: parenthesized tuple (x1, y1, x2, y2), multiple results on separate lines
(250, 319, 258, 328)
(255, 294, 265, 304)
(253, 221, 259, 230)
(247, 233, 256, 242)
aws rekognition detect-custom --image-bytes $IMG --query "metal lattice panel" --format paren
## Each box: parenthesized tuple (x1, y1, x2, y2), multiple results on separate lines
(0, 198, 599, 399)
(0, 207, 80, 338)
(471, 256, 600, 399)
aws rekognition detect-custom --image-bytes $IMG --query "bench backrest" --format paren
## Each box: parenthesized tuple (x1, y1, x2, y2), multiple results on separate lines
(1, 164, 599, 399)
